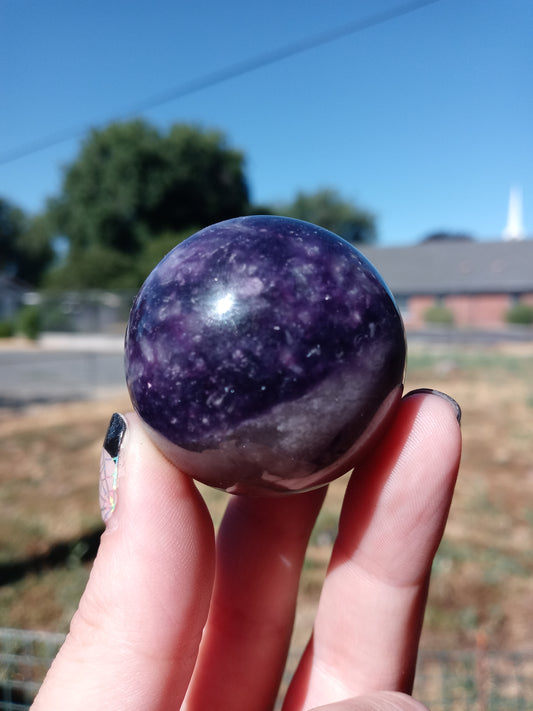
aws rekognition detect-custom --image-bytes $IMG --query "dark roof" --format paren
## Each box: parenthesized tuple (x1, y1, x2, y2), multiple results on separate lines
(360, 239, 533, 296)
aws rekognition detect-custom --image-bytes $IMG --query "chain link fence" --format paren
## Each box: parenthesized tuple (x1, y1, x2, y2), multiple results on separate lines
(1, 627, 532, 710)
(36, 290, 136, 334)
(14, 289, 533, 342)
(0, 628, 65, 710)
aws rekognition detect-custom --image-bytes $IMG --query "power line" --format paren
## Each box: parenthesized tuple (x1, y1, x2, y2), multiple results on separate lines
(0, 0, 442, 166)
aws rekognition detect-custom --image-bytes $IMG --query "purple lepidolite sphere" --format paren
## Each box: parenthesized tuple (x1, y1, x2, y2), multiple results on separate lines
(125, 215, 406, 494)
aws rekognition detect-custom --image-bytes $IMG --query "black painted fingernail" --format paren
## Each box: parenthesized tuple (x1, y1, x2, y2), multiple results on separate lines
(99, 413, 127, 523)
(405, 388, 462, 425)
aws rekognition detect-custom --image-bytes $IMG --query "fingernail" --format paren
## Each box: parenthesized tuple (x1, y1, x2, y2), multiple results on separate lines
(404, 388, 462, 425)
(99, 413, 127, 523)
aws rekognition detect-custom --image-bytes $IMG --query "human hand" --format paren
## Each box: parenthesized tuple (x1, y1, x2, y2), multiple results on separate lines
(31, 388, 461, 711)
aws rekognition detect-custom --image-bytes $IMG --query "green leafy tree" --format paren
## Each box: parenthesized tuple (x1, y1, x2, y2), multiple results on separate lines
(45, 245, 139, 290)
(0, 197, 25, 275)
(0, 197, 54, 285)
(158, 124, 249, 231)
(280, 188, 376, 245)
(48, 120, 250, 287)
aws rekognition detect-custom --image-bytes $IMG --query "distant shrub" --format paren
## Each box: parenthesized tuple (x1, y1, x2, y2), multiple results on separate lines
(505, 302, 533, 325)
(424, 303, 454, 326)
(17, 305, 41, 340)
(0, 319, 15, 338)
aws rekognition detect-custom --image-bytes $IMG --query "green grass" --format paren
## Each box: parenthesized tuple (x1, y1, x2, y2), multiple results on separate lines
(432, 538, 533, 582)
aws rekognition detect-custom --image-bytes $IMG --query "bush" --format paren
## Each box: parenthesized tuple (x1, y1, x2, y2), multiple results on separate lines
(17, 305, 41, 340)
(424, 303, 454, 326)
(0, 319, 15, 338)
(505, 302, 533, 325)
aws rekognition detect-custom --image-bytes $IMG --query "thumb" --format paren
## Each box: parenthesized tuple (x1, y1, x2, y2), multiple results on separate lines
(312, 692, 430, 711)
(32, 413, 215, 711)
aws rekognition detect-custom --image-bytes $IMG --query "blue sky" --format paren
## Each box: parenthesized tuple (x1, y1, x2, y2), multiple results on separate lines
(1, 0, 532, 246)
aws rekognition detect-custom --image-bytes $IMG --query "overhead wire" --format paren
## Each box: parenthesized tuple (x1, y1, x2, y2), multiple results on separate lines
(0, 0, 443, 166)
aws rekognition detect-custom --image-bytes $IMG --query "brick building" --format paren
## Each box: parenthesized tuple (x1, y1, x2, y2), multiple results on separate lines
(361, 239, 533, 330)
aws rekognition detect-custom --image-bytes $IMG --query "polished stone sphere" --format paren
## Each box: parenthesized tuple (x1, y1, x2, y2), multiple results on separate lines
(125, 215, 406, 494)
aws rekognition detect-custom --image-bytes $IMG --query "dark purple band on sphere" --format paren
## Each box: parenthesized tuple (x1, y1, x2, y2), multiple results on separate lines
(125, 215, 406, 493)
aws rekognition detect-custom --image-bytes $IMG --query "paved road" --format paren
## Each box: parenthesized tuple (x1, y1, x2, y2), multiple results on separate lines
(0, 350, 126, 408)
(1, 327, 531, 409)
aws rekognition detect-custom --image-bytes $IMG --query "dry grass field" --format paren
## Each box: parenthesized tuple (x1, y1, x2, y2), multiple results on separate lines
(1, 339, 532, 668)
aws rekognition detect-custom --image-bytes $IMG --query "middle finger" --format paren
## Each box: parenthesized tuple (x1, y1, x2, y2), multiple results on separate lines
(184, 486, 326, 711)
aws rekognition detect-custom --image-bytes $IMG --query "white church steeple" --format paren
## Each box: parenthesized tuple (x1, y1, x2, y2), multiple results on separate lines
(502, 185, 526, 241)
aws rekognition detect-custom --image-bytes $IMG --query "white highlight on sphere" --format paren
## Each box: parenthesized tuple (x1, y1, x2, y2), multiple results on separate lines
(214, 293, 235, 316)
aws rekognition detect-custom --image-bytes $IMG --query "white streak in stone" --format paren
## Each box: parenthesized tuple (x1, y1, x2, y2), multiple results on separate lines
(140, 339, 154, 363)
